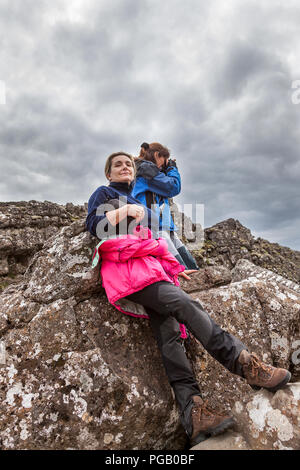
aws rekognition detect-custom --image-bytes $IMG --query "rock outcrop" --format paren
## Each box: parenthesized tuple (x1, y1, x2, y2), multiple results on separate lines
(1, 201, 299, 293)
(0, 201, 299, 449)
(192, 383, 300, 451)
(170, 201, 299, 283)
(194, 218, 299, 284)
(0, 212, 299, 449)
(0, 220, 187, 450)
(0, 201, 86, 292)
(232, 383, 300, 450)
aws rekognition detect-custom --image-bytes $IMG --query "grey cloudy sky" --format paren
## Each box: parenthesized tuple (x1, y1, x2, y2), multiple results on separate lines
(1, 0, 300, 249)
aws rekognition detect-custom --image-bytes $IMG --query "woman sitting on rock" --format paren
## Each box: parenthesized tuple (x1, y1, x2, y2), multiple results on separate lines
(85, 151, 291, 447)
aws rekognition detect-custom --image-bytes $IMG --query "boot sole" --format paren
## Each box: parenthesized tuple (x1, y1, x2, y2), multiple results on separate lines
(250, 370, 292, 393)
(190, 417, 235, 447)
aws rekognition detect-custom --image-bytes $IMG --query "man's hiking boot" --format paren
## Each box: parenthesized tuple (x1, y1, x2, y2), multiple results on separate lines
(189, 396, 234, 447)
(239, 350, 291, 392)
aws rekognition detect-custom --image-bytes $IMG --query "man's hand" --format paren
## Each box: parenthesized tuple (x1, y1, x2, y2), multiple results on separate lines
(178, 270, 198, 280)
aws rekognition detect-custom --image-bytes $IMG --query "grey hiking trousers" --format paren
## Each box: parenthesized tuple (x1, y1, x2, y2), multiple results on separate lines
(126, 281, 247, 436)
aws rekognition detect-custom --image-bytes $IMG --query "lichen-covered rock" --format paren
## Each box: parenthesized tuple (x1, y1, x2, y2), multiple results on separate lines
(232, 383, 300, 450)
(191, 384, 300, 450)
(187, 269, 300, 409)
(23, 220, 102, 304)
(0, 289, 186, 450)
(0, 200, 87, 292)
(178, 265, 232, 293)
(0, 211, 299, 449)
(191, 430, 250, 450)
(232, 259, 300, 294)
(0, 220, 187, 450)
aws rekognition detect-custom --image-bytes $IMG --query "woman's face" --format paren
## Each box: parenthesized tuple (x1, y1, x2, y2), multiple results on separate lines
(154, 151, 167, 168)
(139, 147, 145, 159)
(108, 155, 135, 183)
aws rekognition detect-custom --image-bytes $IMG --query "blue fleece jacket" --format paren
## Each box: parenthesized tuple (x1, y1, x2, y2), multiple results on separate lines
(132, 160, 181, 231)
(86, 181, 159, 239)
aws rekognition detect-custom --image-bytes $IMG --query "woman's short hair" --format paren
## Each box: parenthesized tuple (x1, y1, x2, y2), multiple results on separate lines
(104, 152, 136, 179)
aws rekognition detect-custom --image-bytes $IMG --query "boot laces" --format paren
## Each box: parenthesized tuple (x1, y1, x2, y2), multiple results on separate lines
(192, 400, 225, 420)
(248, 353, 273, 379)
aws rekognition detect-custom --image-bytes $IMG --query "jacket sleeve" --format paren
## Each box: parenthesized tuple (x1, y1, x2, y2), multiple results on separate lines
(86, 186, 160, 239)
(85, 187, 116, 239)
(143, 166, 181, 198)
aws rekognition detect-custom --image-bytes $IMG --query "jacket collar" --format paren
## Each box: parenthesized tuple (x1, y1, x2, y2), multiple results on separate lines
(135, 159, 160, 178)
(109, 181, 134, 193)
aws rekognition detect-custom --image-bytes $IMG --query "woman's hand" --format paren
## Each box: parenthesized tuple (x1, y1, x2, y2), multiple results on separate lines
(105, 204, 145, 226)
(178, 270, 198, 280)
(127, 204, 145, 223)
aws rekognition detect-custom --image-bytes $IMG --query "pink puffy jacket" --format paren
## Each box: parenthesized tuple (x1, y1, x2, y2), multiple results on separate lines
(92, 226, 187, 338)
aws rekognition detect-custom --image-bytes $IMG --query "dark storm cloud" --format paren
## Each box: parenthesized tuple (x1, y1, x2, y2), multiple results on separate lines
(212, 43, 276, 101)
(0, 0, 299, 250)
(171, 10, 300, 249)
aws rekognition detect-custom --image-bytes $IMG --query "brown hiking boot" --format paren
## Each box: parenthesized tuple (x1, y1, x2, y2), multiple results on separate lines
(189, 396, 235, 447)
(239, 350, 291, 392)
